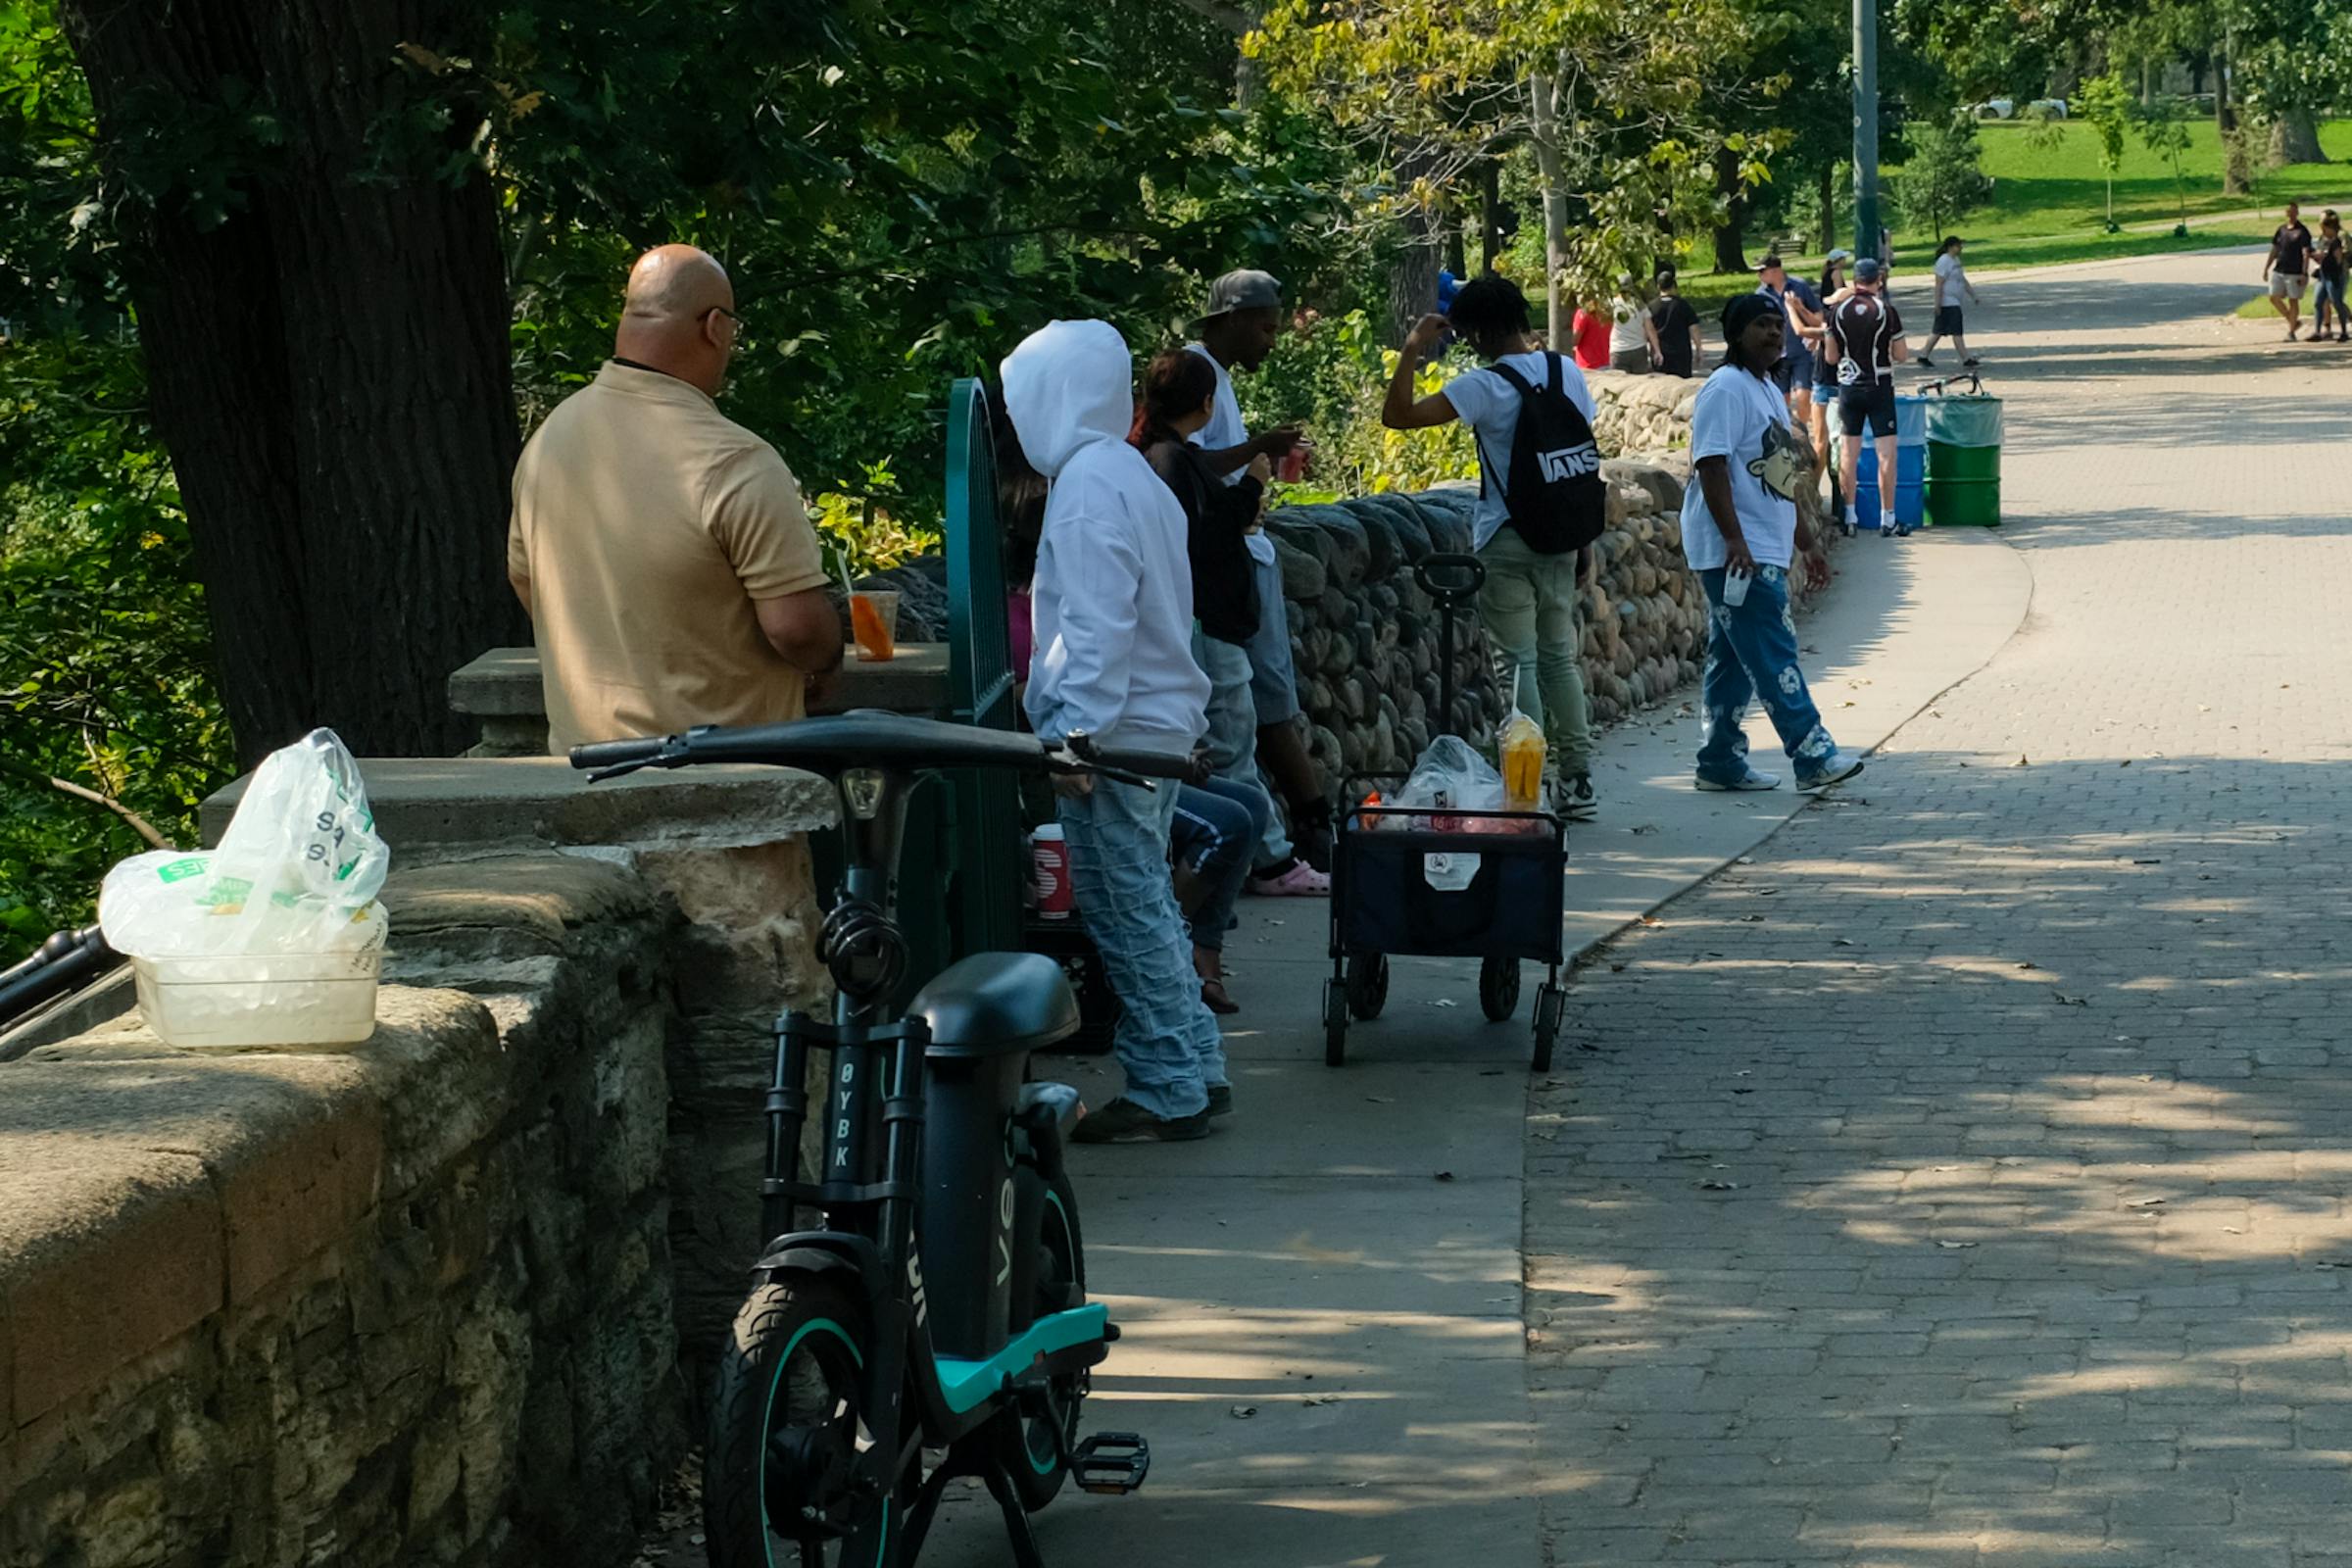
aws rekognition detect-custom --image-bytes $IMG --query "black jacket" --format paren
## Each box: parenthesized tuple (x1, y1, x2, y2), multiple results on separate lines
(1140, 433, 1262, 647)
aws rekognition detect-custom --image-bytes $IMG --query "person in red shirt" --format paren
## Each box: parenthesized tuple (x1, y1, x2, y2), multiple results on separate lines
(1570, 296, 1613, 370)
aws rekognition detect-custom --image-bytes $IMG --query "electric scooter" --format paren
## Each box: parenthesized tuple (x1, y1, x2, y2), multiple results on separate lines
(574, 711, 1176, 1568)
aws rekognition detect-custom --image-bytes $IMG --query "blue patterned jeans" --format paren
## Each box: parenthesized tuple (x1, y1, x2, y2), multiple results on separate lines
(1694, 565, 1840, 785)
(1058, 776, 1228, 1119)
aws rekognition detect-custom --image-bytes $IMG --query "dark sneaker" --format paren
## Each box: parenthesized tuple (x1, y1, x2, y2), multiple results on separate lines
(1916, 355, 1936, 367)
(1961, 357, 1981, 367)
(1072, 1096, 1212, 1144)
(1207, 1083, 1234, 1118)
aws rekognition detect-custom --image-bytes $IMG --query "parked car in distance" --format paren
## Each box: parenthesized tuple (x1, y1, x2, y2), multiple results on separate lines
(1972, 98, 2017, 120)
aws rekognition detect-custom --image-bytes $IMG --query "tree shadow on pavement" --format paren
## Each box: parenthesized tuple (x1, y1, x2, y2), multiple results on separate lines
(1526, 751, 2352, 1565)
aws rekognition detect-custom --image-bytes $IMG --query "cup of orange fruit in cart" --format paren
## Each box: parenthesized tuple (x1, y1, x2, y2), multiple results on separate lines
(850, 590, 901, 662)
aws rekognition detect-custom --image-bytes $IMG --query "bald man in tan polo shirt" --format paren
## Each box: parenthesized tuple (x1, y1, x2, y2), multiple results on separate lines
(508, 245, 841, 752)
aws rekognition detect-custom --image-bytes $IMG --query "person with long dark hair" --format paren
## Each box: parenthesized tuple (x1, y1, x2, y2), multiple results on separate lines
(1132, 349, 1280, 1014)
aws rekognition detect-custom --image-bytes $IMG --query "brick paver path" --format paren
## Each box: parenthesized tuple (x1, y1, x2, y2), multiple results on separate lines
(1529, 250, 2352, 1566)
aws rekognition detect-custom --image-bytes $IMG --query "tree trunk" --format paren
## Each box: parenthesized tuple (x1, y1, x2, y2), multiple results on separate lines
(1711, 143, 1749, 274)
(59, 0, 524, 767)
(1444, 216, 1468, 279)
(1385, 145, 1443, 344)
(1818, 163, 1837, 253)
(2269, 108, 2325, 167)
(1480, 159, 1503, 271)
(1529, 71, 1570, 348)
(2218, 39, 2251, 196)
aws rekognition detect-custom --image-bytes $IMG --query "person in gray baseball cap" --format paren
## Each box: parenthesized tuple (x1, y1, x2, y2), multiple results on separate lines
(1181, 270, 1333, 892)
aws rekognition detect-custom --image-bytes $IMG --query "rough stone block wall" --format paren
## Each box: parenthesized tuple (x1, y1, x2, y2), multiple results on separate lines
(0, 855, 684, 1568)
(1267, 374, 1839, 784)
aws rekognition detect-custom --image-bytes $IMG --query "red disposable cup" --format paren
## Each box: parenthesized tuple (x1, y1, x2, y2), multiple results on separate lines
(1033, 825, 1074, 918)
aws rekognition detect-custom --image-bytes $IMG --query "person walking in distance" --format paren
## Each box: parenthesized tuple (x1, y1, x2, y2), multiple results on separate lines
(1647, 268, 1703, 378)
(1609, 276, 1663, 373)
(1383, 274, 1604, 820)
(1826, 258, 1912, 538)
(2312, 212, 2349, 345)
(1916, 236, 1982, 368)
(1809, 250, 1854, 516)
(1682, 294, 1864, 797)
(2265, 202, 2316, 342)
(1758, 254, 1826, 427)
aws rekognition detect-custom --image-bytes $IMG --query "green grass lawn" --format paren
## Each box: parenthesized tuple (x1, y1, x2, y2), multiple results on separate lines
(1708, 117, 2352, 284)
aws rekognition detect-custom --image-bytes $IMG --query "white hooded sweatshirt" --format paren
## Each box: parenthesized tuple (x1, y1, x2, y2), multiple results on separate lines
(1003, 319, 1208, 754)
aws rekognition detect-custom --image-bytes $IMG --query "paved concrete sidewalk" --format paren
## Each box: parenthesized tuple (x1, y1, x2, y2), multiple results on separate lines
(912, 529, 2031, 1567)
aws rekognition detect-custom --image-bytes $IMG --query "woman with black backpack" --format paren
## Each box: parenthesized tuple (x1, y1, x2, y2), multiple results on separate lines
(1381, 273, 1603, 821)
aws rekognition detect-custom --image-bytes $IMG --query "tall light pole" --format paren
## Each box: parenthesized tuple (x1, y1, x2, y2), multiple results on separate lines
(1852, 0, 1880, 264)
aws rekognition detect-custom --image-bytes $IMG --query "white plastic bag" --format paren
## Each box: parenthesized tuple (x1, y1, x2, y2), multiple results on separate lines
(1394, 735, 1505, 816)
(1393, 736, 1502, 891)
(100, 728, 390, 959)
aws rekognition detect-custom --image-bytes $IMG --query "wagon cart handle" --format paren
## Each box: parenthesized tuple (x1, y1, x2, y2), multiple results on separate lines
(1415, 553, 1487, 741)
(1414, 552, 1487, 607)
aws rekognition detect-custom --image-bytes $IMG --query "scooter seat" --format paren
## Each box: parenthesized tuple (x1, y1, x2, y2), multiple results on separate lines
(910, 952, 1080, 1058)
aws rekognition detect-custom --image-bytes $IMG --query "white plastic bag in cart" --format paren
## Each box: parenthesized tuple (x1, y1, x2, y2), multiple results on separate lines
(1393, 736, 1502, 891)
(99, 728, 391, 958)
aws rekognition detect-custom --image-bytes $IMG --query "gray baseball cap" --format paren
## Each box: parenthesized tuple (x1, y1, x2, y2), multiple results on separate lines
(1826, 247, 1854, 266)
(1196, 269, 1283, 322)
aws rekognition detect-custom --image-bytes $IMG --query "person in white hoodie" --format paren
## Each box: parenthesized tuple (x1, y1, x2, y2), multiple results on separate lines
(1004, 319, 1229, 1143)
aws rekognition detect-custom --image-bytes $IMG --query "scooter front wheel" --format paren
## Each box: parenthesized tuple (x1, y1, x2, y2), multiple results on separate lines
(705, 1273, 880, 1568)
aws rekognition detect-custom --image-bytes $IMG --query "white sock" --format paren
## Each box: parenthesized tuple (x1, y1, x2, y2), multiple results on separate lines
(1882, 511, 1897, 531)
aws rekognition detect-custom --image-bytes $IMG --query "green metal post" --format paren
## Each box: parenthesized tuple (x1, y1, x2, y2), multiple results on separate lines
(1852, 0, 1880, 265)
(943, 378, 1024, 960)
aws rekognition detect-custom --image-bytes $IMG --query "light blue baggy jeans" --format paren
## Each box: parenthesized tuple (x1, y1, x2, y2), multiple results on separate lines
(1693, 564, 1841, 785)
(1194, 626, 1294, 868)
(1058, 775, 1228, 1118)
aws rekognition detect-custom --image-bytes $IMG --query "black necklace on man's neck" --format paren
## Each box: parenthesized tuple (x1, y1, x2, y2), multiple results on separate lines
(612, 356, 670, 376)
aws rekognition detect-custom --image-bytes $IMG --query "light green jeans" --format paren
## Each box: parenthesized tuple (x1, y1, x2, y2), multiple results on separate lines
(1475, 528, 1593, 775)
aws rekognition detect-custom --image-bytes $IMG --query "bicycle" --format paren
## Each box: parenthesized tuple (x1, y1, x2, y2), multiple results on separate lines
(574, 711, 1178, 1568)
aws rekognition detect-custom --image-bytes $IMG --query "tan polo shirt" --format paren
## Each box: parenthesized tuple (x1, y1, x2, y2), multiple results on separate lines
(508, 361, 831, 752)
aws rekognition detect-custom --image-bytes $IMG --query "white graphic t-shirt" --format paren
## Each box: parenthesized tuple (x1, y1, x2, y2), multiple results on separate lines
(1681, 364, 1801, 569)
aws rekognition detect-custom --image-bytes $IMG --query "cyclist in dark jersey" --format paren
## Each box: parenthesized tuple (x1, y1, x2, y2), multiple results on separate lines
(1825, 259, 1911, 537)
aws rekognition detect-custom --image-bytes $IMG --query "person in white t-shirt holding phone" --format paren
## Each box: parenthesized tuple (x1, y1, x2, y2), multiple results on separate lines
(1916, 235, 1982, 368)
(1681, 294, 1865, 795)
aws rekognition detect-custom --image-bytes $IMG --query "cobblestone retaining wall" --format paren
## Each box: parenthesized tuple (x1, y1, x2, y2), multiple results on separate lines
(0, 856, 685, 1568)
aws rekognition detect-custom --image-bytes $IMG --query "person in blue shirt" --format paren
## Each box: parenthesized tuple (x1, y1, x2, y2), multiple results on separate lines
(1757, 254, 1826, 427)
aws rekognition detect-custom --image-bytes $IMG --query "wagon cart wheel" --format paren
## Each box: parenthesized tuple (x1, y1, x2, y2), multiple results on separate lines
(1479, 956, 1521, 1022)
(1323, 980, 1349, 1067)
(1532, 984, 1567, 1073)
(1345, 953, 1390, 1020)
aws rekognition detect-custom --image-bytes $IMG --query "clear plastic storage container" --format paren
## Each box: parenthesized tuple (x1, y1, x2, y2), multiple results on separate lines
(130, 946, 381, 1049)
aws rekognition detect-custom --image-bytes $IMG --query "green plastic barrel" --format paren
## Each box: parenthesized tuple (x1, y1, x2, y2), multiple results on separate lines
(1925, 395, 2003, 527)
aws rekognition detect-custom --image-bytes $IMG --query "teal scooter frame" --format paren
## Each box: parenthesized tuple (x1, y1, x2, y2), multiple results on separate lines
(575, 713, 1169, 1568)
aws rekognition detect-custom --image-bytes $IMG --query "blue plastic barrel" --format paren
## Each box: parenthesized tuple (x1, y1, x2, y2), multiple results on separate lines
(1853, 440, 1927, 529)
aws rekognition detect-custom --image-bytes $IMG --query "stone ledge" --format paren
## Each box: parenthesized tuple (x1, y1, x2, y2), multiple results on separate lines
(199, 756, 837, 863)
(0, 855, 682, 1565)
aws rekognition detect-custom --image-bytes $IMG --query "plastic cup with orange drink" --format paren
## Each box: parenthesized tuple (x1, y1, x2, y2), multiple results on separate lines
(850, 590, 900, 662)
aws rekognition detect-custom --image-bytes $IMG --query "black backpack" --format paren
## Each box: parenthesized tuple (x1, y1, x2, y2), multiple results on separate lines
(1483, 355, 1607, 554)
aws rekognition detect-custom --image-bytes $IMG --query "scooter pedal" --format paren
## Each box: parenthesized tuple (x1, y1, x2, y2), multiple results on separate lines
(1071, 1431, 1151, 1495)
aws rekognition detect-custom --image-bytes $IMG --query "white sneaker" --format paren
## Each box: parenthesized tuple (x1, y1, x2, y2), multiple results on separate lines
(1695, 766, 1782, 792)
(1797, 751, 1866, 791)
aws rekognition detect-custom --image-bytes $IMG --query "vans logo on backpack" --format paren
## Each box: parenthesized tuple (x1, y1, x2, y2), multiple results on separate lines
(1486, 354, 1608, 555)
(1539, 443, 1600, 482)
